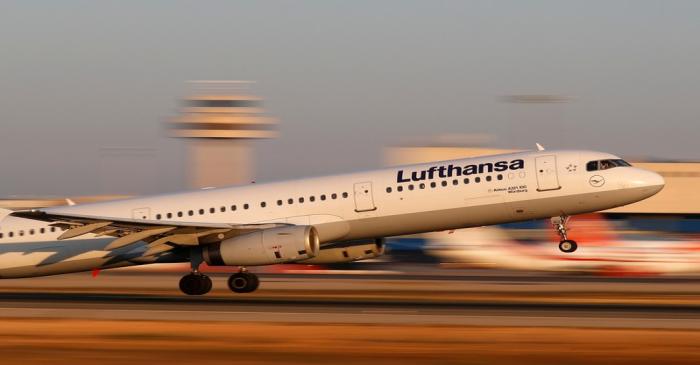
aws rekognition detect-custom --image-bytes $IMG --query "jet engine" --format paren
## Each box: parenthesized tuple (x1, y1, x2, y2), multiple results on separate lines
(298, 238, 385, 264)
(203, 225, 320, 266)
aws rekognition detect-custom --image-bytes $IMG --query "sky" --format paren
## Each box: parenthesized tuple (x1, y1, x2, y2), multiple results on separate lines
(0, 1, 699, 197)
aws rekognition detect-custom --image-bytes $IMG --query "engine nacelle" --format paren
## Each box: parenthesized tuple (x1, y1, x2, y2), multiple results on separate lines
(298, 238, 385, 264)
(203, 225, 320, 266)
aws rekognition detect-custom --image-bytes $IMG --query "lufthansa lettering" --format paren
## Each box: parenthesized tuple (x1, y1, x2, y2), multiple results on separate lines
(396, 159, 525, 183)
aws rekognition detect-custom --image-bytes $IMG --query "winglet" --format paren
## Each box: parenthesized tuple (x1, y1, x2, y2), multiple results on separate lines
(65, 198, 77, 206)
(536, 143, 545, 151)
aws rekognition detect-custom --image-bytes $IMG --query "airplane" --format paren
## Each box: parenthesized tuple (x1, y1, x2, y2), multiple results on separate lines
(0, 149, 664, 295)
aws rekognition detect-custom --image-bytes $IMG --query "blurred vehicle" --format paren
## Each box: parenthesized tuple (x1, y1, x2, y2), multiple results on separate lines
(427, 214, 700, 276)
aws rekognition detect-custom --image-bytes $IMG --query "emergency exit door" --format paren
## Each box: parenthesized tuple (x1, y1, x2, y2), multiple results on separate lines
(535, 155, 561, 191)
(353, 182, 377, 212)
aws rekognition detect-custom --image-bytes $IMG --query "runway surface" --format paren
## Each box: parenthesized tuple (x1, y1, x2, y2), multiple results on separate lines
(0, 270, 699, 329)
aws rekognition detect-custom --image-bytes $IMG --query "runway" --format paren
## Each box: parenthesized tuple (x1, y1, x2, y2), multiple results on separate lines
(0, 292, 699, 329)
(0, 271, 699, 365)
(0, 271, 699, 329)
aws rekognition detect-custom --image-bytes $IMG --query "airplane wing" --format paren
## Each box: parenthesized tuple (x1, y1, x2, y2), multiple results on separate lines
(11, 210, 287, 256)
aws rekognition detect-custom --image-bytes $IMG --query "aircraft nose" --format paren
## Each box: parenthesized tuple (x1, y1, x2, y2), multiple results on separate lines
(629, 168, 665, 195)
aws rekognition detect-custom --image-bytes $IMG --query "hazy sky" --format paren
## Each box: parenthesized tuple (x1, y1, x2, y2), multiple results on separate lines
(1, 1, 699, 196)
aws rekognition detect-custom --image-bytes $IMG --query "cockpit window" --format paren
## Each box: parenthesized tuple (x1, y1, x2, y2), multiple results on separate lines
(612, 159, 631, 167)
(599, 160, 616, 170)
(586, 161, 598, 171)
(586, 159, 632, 171)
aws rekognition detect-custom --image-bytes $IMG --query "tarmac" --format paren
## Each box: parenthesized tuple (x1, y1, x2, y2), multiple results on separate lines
(1, 269, 699, 364)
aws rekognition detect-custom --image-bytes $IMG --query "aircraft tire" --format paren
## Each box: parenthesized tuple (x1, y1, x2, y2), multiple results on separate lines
(228, 272, 259, 293)
(179, 273, 212, 295)
(558, 239, 578, 253)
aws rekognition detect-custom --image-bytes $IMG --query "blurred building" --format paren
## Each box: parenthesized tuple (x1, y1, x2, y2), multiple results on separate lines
(169, 81, 278, 189)
(384, 139, 700, 214)
(0, 81, 278, 210)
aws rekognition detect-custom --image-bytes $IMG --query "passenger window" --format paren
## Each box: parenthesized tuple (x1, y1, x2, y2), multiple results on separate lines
(261, 202, 266, 208)
(419, 183, 425, 189)
(452, 179, 458, 186)
(50, 227, 56, 232)
(244, 204, 249, 210)
(486, 176, 492, 182)
(408, 185, 414, 191)
(464, 178, 470, 184)
(310, 196, 315, 202)
(277, 200, 283, 206)
(198, 209, 204, 215)
(430, 182, 436, 188)
(397, 186, 403, 192)
(29, 229, 35, 235)
(167, 213, 173, 219)
(321, 194, 327, 200)
(40, 228, 45, 234)
(299, 197, 304, 203)
(209, 208, 215, 214)
(156, 214, 162, 220)
(342, 192, 348, 198)
(8, 232, 13, 238)
(288, 198, 294, 204)
(178, 211, 183, 217)
(331, 193, 337, 199)
(188, 210, 194, 216)
(497, 174, 503, 180)
(441, 181, 448, 187)
(475, 177, 481, 183)
(220, 207, 226, 213)
(231, 205, 237, 211)
(0, 233, 3, 239)
(386, 187, 392, 193)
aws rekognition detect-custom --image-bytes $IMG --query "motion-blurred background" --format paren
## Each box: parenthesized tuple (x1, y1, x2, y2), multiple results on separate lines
(2, 0, 699, 274)
(1, 1, 700, 364)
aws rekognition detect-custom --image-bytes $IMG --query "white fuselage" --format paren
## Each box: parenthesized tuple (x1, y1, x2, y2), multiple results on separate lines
(0, 150, 664, 278)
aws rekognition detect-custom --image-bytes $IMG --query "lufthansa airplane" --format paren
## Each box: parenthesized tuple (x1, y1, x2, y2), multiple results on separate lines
(1, 149, 663, 295)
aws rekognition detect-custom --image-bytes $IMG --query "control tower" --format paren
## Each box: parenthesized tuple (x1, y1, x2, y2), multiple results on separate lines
(169, 81, 278, 188)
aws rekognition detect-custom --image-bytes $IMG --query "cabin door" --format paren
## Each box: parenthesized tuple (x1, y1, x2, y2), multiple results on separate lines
(132, 207, 151, 220)
(353, 182, 377, 212)
(535, 155, 561, 191)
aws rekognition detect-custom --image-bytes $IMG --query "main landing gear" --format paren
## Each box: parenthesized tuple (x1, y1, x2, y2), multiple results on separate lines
(227, 269, 260, 293)
(179, 248, 212, 295)
(552, 215, 578, 253)
(178, 248, 261, 295)
(179, 273, 212, 296)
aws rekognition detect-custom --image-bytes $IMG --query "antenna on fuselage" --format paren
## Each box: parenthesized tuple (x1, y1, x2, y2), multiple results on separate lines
(535, 143, 545, 151)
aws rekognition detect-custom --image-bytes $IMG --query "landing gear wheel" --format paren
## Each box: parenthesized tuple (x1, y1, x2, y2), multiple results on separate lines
(559, 239, 578, 253)
(179, 273, 212, 295)
(552, 215, 578, 254)
(228, 272, 260, 293)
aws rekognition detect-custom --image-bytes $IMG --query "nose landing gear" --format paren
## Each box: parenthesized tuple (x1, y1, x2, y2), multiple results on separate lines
(552, 215, 578, 253)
